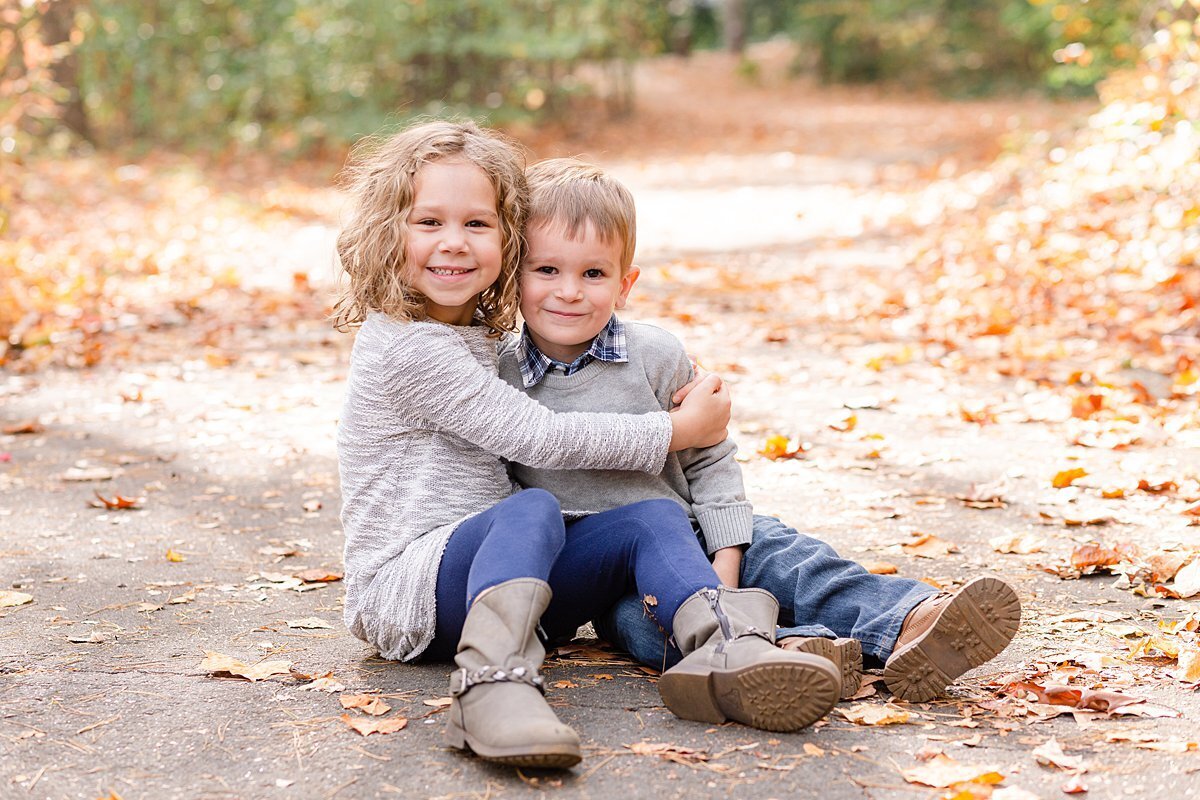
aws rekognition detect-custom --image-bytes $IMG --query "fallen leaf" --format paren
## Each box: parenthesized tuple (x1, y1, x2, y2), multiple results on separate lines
(61, 466, 114, 482)
(1177, 645, 1200, 683)
(301, 676, 345, 693)
(759, 434, 809, 461)
(341, 713, 408, 736)
(3, 420, 44, 434)
(340, 694, 391, 716)
(0, 590, 33, 608)
(903, 532, 959, 558)
(1052, 468, 1088, 489)
(200, 651, 292, 682)
(551, 679, 579, 689)
(90, 491, 144, 510)
(864, 561, 898, 575)
(423, 697, 453, 708)
(828, 412, 857, 432)
(1061, 774, 1087, 794)
(959, 478, 1009, 508)
(287, 617, 335, 630)
(900, 754, 1003, 789)
(626, 741, 710, 765)
(302, 499, 322, 513)
(293, 568, 342, 583)
(837, 703, 912, 726)
(1137, 478, 1177, 494)
(990, 533, 1045, 554)
(1032, 737, 1085, 771)
(803, 743, 825, 757)
(1171, 559, 1200, 599)
(165, 549, 185, 562)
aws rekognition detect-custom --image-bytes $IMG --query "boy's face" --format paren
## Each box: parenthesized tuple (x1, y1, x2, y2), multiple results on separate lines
(520, 220, 639, 363)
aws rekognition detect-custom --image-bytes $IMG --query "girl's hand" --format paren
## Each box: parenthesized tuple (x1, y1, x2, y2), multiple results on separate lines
(668, 373, 730, 451)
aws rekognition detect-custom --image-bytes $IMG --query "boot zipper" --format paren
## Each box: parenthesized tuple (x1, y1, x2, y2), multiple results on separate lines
(704, 588, 736, 650)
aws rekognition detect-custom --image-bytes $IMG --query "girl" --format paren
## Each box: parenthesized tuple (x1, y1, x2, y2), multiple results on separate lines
(332, 120, 841, 769)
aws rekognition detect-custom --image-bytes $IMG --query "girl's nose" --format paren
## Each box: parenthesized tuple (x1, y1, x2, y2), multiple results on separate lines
(437, 228, 468, 252)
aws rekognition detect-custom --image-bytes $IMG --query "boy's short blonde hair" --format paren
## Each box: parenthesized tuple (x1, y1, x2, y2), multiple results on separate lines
(525, 158, 636, 271)
(332, 119, 527, 334)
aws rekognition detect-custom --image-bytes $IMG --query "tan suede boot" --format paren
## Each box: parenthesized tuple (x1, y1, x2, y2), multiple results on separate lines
(778, 636, 863, 700)
(884, 576, 1021, 702)
(444, 578, 581, 768)
(659, 587, 841, 732)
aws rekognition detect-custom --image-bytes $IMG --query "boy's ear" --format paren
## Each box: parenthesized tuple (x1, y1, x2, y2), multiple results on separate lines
(615, 265, 640, 309)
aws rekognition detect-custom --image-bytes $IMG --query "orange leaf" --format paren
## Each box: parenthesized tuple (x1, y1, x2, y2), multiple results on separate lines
(1052, 467, 1088, 488)
(758, 434, 809, 461)
(165, 548, 185, 562)
(90, 491, 144, 510)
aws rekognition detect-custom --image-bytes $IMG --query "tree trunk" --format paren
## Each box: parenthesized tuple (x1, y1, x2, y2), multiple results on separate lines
(38, 0, 92, 142)
(722, 0, 747, 55)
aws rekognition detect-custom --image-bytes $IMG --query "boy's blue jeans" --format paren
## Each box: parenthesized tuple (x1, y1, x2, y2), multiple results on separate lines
(424, 490, 721, 661)
(595, 515, 938, 669)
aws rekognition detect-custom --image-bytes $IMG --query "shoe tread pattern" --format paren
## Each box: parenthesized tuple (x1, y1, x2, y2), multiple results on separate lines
(884, 577, 1021, 703)
(721, 663, 840, 732)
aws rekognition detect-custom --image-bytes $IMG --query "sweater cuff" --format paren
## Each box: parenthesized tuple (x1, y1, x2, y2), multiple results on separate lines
(696, 504, 754, 553)
(645, 412, 673, 474)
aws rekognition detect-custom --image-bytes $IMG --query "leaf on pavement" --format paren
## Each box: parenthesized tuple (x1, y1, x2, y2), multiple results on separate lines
(165, 548, 185, 562)
(900, 754, 1003, 789)
(340, 713, 408, 736)
(864, 561, 898, 575)
(287, 617, 335, 629)
(989, 533, 1045, 554)
(340, 694, 391, 716)
(958, 478, 1009, 508)
(1052, 468, 1088, 488)
(837, 703, 911, 726)
(828, 412, 857, 432)
(3, 420, 44, 434)
(1031, 737, 1085, 771)
(90, 491, 144, 510)
(0, 590, 33, 608)
(294, 568, 342, 583)
(758, 434, 809, 460)
(626, 741, 711, 765)
(200, 651, 292, 682)
(423, 697, 453, 708)
(1170, 559, 1200, 599)
(902, 532, 959, 558)
(300, 676, 345, 693)
(1061, 775, 1088, 794)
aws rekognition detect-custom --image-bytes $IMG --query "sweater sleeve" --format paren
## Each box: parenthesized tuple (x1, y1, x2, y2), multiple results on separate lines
(653, 336, 754, 553)
(389, 324, 671, 473)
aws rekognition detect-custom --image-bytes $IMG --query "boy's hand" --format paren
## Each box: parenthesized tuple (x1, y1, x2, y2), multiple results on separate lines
(711, 547, 742, 588)
(668, 373, 729, 451)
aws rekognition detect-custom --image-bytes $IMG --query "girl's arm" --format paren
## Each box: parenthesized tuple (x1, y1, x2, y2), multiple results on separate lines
(385, 325, 727, 473)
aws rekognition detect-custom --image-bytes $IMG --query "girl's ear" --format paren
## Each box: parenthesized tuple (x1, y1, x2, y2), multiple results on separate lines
(615, 265, 641, 310)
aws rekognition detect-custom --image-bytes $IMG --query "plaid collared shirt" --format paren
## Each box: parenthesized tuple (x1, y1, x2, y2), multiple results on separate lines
(516, 315, 628, 388)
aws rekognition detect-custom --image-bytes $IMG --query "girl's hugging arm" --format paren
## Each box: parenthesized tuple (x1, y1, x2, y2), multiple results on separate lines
(384, 323, 672, 473)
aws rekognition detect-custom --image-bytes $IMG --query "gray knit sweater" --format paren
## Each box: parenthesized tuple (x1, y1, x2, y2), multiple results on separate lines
(337, 313, 673, 661)
(498, 321, 753, 554)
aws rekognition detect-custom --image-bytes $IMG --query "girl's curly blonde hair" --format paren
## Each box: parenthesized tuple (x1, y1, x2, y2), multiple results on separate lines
(331, 119, 528, 335)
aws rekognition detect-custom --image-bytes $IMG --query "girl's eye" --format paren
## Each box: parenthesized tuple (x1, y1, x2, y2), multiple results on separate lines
(533, 266, 556, 275)
(415, 218, 439, 226)
(466, 219, 491, 228)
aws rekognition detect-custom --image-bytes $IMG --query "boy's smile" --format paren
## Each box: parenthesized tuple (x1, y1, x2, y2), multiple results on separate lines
(520, 221, 639, 363)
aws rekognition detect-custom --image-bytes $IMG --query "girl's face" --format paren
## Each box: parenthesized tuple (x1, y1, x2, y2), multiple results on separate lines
(406, 159, 503, 326)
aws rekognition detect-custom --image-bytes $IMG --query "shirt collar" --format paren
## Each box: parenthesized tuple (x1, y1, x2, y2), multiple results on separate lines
(516, 315, 627, 388)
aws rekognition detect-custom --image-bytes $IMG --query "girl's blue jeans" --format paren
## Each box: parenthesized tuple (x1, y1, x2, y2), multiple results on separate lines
(594, 514, 938, 669)
(424, 489, 720, 661)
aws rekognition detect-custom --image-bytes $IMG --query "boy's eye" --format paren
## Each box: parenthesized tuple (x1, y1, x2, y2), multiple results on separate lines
(584, 268, 605, 279)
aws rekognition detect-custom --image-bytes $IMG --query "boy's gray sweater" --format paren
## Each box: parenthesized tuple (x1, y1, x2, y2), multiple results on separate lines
(498, 321, 754, 553)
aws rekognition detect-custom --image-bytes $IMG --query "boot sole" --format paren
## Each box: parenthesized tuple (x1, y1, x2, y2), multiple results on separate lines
(445, 716, 581, 769)
(660, 654, 841, 732)
(785, 637, 863, 700)
(883, 576, 1021, 703)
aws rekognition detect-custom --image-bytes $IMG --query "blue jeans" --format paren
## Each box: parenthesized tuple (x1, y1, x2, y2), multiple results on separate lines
(424, 490, 721, 661)
(594, 514, 937, 669)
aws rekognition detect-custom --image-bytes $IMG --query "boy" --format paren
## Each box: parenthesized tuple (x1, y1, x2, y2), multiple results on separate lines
(497, 159, 1021, 702)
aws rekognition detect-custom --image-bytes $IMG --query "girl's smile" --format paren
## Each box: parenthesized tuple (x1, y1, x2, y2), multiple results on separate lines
(407, 159, 503, 326)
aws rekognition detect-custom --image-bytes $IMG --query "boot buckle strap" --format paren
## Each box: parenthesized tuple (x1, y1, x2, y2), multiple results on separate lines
(448, 665, 546, 697)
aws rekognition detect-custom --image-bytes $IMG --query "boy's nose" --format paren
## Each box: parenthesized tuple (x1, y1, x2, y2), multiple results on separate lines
(556, 278, 583, 300)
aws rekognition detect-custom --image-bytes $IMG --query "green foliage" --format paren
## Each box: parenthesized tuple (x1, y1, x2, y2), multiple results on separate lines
(66, 0, 662, 152)
(788, 0, 1146, 95)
